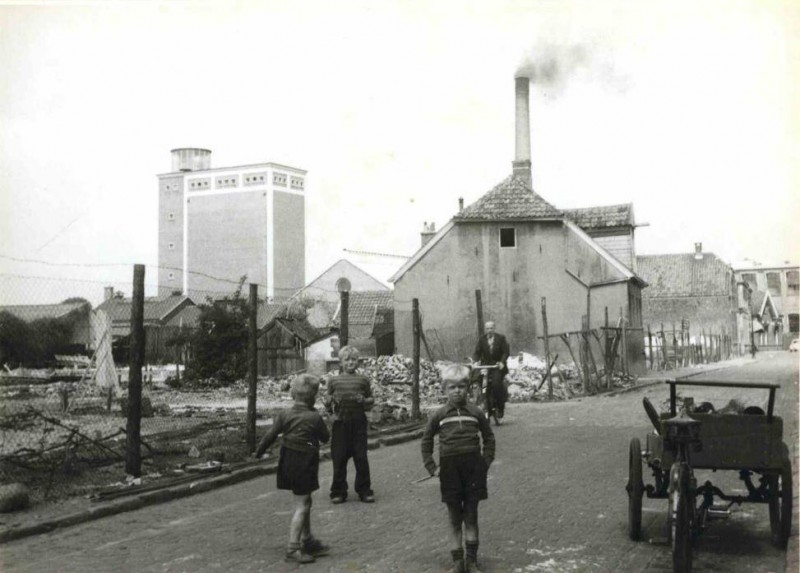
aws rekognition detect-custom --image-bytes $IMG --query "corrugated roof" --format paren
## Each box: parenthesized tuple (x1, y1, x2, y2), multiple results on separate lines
(453, 174, 562, 221)
(636, 253, 732, 297)
(0, 302, 89, 322)
(562, 203, 633, 229)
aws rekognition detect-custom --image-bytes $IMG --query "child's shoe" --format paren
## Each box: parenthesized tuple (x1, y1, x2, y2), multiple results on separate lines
(465, 560, 483, 573)
(302, 537, 330, 557)
(285, 549, 315, 564)
(450, 559, 466, 573)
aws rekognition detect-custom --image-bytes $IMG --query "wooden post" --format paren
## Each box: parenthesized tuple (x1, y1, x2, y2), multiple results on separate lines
(411, 298, 421, 418)
(561, 333, 585, 393)
(475, 290, 484, 339)
(647, 325, 653, 370)
(125, 264, 145, 477)
(541, 297, 553, 400)
(701, 328, 706, 364)
(604, 307, 611, 388)
(581, 316, 592, 392)
(246, 283, 258, 453)
(340, 290, 349, 347)
(620, 307, 628, 376)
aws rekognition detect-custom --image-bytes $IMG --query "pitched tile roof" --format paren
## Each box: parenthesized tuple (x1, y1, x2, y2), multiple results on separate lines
(96, 294, 192, 323)
(332, 291, 393, 327)
(636, 253, 732, 298)
(563, 203, 634, 229)
(270, 317, 321, 343)
(0, 302, 90, 322)
(453, 174, 562, 221)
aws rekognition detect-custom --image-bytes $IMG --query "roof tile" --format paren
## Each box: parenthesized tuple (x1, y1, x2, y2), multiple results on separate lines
(453, 175, 562, 221)
(563, 204, 633, 229)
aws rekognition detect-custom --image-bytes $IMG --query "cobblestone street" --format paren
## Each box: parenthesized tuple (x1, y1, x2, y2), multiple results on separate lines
(1, 352, 796, 573)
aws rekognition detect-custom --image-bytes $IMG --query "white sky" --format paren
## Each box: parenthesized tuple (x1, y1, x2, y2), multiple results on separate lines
(1, 0, 798, 305)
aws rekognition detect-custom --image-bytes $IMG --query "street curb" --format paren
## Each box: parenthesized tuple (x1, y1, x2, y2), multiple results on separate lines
(604, 361, 751, 397)
(0, 428, 425, 545)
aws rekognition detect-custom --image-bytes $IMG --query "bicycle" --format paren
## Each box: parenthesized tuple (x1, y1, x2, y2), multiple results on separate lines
(471, 364, 502, 426)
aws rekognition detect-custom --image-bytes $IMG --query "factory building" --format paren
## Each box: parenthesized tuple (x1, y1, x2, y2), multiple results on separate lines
(157, 149, 306, 301)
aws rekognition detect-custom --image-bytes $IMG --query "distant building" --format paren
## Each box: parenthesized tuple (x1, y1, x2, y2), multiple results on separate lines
(636, 243, 737, 341)
(563, 203, 638, 272)
(733, 259, 799, 342)
(157, 148, 306, 301)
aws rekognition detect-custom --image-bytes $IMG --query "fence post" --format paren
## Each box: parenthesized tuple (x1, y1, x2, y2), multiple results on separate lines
(582, 315, 592, 391)
(125, 264, 145, 477)
(246, 283, 258, 453)
(604, 308, 611, 388)
(340, 290, 349, 347)
(647, 325, 653, 370)
(620, 307, 628, 376)
(542, 297, 553, 400)
(475, 290, 484, 339)
(412, 298, 420, 418)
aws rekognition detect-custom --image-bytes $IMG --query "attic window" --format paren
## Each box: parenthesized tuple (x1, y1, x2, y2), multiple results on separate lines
(787, 271, 798, 294)
(500, 228, 516, 248)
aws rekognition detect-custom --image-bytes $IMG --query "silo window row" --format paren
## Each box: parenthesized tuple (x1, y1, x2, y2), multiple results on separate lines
(244, 173, 267, 186)
(215, 175, 239, 188)
(162, 183, 179, 192)
(189, 178, 211, 190)
(290, 176, 305, 190)
(273, 173, 287, 186)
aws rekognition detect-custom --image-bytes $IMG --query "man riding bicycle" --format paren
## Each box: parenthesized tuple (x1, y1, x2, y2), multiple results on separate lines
(473, 321, 509, 420)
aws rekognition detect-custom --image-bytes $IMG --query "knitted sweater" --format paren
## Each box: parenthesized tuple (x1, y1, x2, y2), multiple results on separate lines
(255, 402, 330, 456)
(326, 372, 374, 419)
(420, 401, 495, 474)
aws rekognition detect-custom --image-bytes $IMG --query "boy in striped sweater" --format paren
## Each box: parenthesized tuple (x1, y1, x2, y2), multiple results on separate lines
(325, 345, 375, 503)
(421, 364, 495, 573)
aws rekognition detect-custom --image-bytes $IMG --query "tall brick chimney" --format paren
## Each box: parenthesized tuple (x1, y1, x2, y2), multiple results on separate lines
(104, 286, 114, 301)
(512, 76, 532, 189)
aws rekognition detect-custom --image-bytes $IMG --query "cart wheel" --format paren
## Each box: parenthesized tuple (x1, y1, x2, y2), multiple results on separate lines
(768, 456, 793, 549)
(671, 463, 693, 573)
(627, 438, 644, 541)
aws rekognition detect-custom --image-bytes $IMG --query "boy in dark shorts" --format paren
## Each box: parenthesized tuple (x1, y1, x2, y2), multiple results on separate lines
(421, 364, 495, 573)
(324, 345, 375, 503)
(255, 374, 330, 564)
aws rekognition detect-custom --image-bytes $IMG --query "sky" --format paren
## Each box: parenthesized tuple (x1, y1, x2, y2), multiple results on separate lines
(1, 0, 798, 306)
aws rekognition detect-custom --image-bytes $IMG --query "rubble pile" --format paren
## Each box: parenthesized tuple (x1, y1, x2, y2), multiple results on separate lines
(505, 352, 581, 402)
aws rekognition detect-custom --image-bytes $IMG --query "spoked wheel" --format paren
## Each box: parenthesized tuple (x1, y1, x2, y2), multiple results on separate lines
(671, 463, 693, 573)
(768, 456, 793, 549)
(627, 438, 644, 540)
(485, 387, 500, 425)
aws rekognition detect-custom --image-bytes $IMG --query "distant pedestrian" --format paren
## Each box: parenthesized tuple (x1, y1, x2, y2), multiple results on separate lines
(324, 345, 376, 503)
(473, 321, 510, 419)
(254, 374, 330, 564)
(421, 364, 496, 573)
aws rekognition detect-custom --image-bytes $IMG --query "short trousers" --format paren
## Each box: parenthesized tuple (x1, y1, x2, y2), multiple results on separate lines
(277, 446, 320, 495)
(439, 451, 488, 504)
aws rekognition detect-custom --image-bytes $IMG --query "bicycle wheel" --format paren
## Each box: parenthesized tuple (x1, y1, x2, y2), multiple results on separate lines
(671, 463, 693, 573)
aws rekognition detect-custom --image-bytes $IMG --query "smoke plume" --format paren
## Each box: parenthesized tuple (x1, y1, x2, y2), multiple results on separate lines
(516, 42, 628, 95)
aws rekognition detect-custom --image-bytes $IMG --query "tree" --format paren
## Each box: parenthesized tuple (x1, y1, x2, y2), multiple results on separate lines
(184, 279, 249, 385)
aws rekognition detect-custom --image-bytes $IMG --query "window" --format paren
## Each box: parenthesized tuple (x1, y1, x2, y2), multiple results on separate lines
(168, 242, 175, 250)
(766, 272, 781, 296)
(500, 228, 516, 248)
(787, 271, 799, 295)
(741, 273, 757, 290)
(336, 278, 351, 292)
(168, 272, 175, 280)
(168, 212, 175, 221)
(789, 313, 799, 334)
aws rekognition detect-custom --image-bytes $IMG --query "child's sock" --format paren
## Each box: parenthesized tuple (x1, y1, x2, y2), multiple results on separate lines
(451, 548, 465, 562)
(465, 541, 478, 562)
(287, 541, 301, 553)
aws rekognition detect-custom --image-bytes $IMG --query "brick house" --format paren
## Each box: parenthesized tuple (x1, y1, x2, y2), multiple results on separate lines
(636, 243, 738, 344)
(733, 260, 799, 346)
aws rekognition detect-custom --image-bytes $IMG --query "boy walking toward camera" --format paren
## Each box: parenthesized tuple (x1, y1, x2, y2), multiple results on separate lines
(421, 364, 495, 573)
(325, 345, 375, 503)
(255, 374, 330, 564)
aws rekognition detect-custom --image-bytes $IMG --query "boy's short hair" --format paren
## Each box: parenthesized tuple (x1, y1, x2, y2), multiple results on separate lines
(339, 345, 359, 361)
(291, 374, 320, 400)
(440, 364, 470, 389)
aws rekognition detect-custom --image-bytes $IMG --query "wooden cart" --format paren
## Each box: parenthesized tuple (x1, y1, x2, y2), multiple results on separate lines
(626, 379, 793, 572)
